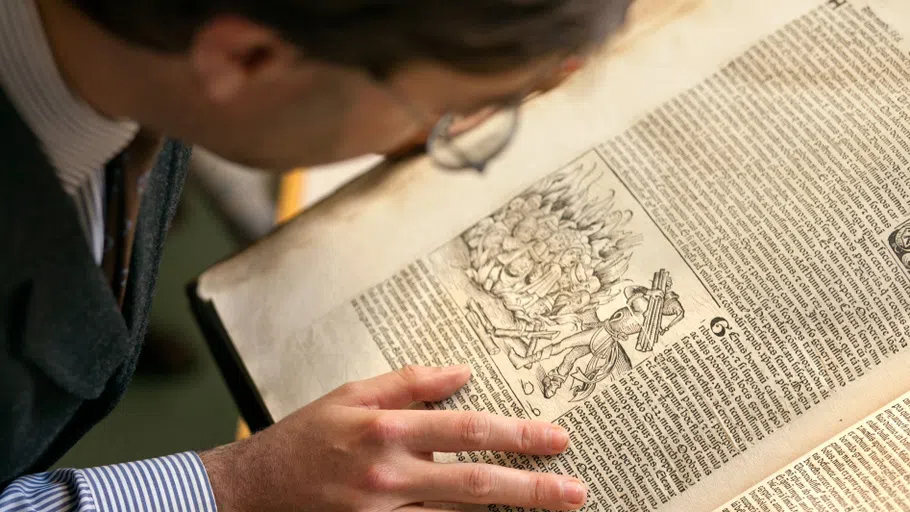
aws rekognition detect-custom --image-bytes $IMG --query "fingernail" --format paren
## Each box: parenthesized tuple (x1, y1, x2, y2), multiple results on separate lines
(548, 427, 569, 451)
(561, 480, 587, 505)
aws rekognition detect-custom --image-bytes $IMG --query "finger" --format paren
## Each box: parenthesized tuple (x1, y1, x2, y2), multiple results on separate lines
(328, 365, 472, 409)
(388, 410, 569, 455)
(410, 461, 587, 510)
(396, 507, 456, 512)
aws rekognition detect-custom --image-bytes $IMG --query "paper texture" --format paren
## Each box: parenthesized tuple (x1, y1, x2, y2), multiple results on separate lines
(719, 390, 910, 511)
(198, 1, 910, 510)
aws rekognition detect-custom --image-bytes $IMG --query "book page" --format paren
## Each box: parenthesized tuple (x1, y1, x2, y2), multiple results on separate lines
(197, 0, 910, 510)
(719, 391, 910, 511)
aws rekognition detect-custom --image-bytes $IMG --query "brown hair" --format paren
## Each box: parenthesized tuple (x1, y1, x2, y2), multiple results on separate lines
(68, 0, 632, 76)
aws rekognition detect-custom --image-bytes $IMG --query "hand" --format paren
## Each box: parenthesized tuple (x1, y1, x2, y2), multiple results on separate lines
(201, 365, 587, 512)
(644, 289, 664, 300)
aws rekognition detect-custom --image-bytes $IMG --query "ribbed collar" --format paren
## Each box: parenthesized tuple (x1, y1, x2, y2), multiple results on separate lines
(0, 0, 139, 194)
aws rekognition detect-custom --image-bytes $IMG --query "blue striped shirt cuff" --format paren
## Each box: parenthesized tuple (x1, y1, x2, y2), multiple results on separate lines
(0, 452, 217, 512)
(82, 452, 216, 512)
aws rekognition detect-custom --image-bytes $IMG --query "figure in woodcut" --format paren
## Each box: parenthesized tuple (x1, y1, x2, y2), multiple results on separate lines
(461, 161, 644, 329)
(505, 269, 685, 401)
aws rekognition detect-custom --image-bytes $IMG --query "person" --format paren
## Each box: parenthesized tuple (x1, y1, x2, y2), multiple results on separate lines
(0, 0, 633, 510)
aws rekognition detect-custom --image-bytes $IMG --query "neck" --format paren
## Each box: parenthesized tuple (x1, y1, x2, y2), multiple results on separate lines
(35, 0, 178, 125)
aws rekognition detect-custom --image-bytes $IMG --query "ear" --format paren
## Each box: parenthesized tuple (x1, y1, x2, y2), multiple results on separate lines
(190, 15, 300, 104)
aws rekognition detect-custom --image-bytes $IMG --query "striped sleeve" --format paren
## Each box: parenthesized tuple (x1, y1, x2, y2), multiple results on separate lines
(0, 452, 217, 512)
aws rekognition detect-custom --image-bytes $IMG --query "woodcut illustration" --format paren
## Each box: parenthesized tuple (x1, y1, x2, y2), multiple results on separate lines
(461, 159, 643, 339)
(426, 150, 715, 420)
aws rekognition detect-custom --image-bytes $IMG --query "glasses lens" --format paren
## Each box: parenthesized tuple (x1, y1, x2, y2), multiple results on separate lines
(428, 107, 518, 170)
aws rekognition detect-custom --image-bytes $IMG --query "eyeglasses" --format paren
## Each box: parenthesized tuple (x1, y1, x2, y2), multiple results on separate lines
(425, 103, 521, 173)
(377, 77, 524, 173)
(382, 88, 522, 173)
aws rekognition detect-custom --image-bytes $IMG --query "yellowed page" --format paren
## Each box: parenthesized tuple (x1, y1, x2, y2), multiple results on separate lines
(198, 1, 910, 510)
(718, 390, 910, 511)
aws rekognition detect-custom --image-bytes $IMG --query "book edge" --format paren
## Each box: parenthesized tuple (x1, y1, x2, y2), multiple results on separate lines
(186, 279, 275, 432)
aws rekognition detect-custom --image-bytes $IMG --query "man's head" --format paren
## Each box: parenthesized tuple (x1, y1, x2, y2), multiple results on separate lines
(51, 0, 633, 170)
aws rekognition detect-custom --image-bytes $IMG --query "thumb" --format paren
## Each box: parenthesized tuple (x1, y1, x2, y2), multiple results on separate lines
(328, 364, 472, 410)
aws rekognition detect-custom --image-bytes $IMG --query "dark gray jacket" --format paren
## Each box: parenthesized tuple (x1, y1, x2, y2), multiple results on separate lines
(0, 89, 190, 487)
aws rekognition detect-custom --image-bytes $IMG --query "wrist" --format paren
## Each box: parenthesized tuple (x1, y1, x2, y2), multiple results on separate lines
(200, 443, 246, 512)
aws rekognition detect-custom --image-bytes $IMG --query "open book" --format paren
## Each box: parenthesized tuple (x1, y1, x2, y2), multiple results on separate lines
(190, 0, 910, 510)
